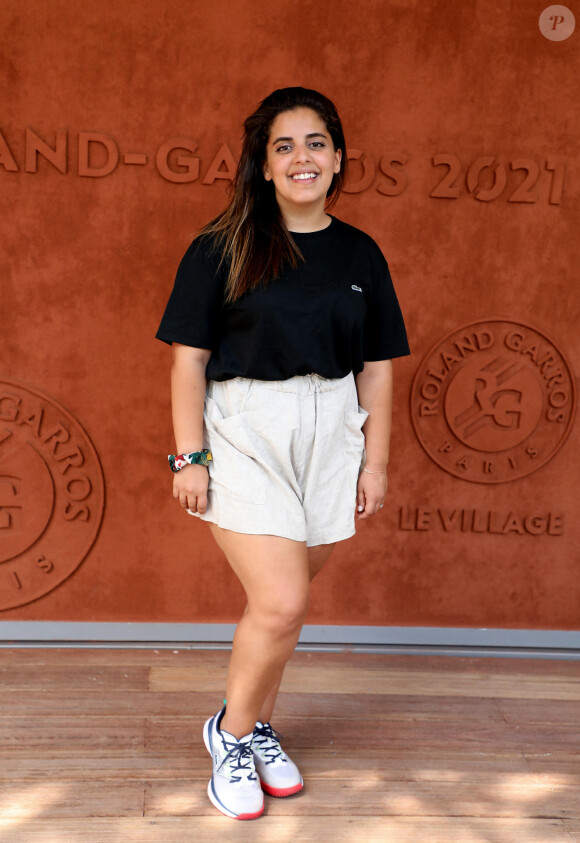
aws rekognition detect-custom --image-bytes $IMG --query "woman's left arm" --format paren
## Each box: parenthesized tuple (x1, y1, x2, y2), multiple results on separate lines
(354, 359, 393, 519)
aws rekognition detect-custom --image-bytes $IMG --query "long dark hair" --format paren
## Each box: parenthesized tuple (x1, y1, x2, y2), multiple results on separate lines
(200, 87, 348, 303)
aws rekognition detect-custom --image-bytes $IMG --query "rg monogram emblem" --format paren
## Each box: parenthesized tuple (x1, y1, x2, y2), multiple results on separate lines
(0, 380, 105, 610)
(411, 320, 576, 483)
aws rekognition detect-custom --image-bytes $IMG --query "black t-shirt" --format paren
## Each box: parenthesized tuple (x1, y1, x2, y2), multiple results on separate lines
(156, 215, 410, 381)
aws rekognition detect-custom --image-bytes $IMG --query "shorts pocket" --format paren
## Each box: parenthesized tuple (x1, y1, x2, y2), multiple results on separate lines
(204, 398, 267, 504)
(343, 407, 369, 476)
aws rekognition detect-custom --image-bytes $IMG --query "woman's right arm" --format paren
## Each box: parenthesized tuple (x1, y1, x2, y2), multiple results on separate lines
(171, 343, 212, 513)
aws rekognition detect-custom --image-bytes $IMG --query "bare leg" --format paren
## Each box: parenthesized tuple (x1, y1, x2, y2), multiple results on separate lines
(257, 542, 336, 724)
(307, 542, 337, 581)
(208, 524, 311, 740)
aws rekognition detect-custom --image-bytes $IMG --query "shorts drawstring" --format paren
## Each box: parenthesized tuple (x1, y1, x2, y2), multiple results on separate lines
(305, 373, 322, 393)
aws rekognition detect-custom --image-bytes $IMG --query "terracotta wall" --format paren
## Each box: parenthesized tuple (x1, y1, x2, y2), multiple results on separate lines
(1, 0, 578, 628)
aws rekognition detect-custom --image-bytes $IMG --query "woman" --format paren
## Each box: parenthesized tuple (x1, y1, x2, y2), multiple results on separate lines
(156, 87, 409, 820)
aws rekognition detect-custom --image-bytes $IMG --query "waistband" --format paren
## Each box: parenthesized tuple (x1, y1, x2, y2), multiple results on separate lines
(209, 372, 354, 396)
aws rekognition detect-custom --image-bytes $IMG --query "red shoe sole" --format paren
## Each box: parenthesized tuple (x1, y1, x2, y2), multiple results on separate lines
(260, 780, 304, 797)
(236, 807, 264, 820)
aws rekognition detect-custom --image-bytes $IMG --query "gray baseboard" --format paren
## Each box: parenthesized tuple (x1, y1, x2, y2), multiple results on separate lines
(0, 622, 579, 659)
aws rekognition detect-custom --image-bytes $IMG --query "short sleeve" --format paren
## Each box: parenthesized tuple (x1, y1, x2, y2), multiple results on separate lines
(155, 236, 225, 349)
(362, 240, 410, 361)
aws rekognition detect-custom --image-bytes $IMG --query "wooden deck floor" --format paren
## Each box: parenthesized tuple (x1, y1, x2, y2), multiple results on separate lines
(0, 647, 579, 842)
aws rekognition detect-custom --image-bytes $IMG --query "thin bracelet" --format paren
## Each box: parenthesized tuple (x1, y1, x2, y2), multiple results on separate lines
(363, 467, 387, 475)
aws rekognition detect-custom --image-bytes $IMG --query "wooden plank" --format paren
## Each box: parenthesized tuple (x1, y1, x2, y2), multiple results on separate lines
(149, 666, 227, 693)
(0, 690, 505, 722)
(149, 665, 580, 700)
(0, 753, 199, 782)
(281, 652, 580, 679)
(0, 648, 232, 668)
(144, 775, 580, 819)
(290, 747, 532, 780)
(274, 691, 505, 721)
(2, 647, 580, 677)
(0, 781, 144, 819)
(496, 697, 580, 725)
(0, 745, 569, 789)
(0, 691, 222, 718)
(0, 748, 531, 783)
(0, 816, 570, 842)
(4, 686, 576, 730)
(284, 716, 580, 753)
(525, 752, 580, 779)
(0, 718, 145, 751)
(0, 666, 149, 692)
(285, 664, 580, 700)
(142, 713, 580, 753)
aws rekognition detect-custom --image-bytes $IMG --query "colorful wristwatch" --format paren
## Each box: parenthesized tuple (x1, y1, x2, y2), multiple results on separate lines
(168, 450, 212, 472)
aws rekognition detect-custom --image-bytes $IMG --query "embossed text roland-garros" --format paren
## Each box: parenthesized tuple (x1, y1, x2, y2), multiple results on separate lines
(0, 129, 567, 203)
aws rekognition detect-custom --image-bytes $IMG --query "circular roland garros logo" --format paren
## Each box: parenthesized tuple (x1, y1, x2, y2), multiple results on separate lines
(411, 320, 576, 484)
(0, 380, 105, 610)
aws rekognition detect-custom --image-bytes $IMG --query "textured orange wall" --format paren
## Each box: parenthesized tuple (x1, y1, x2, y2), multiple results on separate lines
(1, 0, 578, 628)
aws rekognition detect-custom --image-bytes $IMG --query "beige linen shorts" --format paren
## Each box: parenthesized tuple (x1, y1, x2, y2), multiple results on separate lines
(188, 371, 369, 546)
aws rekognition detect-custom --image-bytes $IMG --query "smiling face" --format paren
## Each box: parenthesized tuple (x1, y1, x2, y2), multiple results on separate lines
(262, 107, 342, 222)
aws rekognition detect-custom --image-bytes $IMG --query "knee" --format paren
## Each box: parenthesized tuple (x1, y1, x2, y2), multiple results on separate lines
(253, 590, 309, 637)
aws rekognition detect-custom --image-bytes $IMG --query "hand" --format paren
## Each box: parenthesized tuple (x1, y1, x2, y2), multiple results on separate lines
(356, 469, 388, 519)
(172, 464, 209, 513)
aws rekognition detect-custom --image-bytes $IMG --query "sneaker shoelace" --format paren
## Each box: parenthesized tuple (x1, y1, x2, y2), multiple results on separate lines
(252, 722, 288, 766)
(217, 735, 258, 784)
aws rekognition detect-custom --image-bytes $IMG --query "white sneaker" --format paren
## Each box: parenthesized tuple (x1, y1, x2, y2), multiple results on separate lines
(203, 707, 264, 820)
(252, 721, 304, 797)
